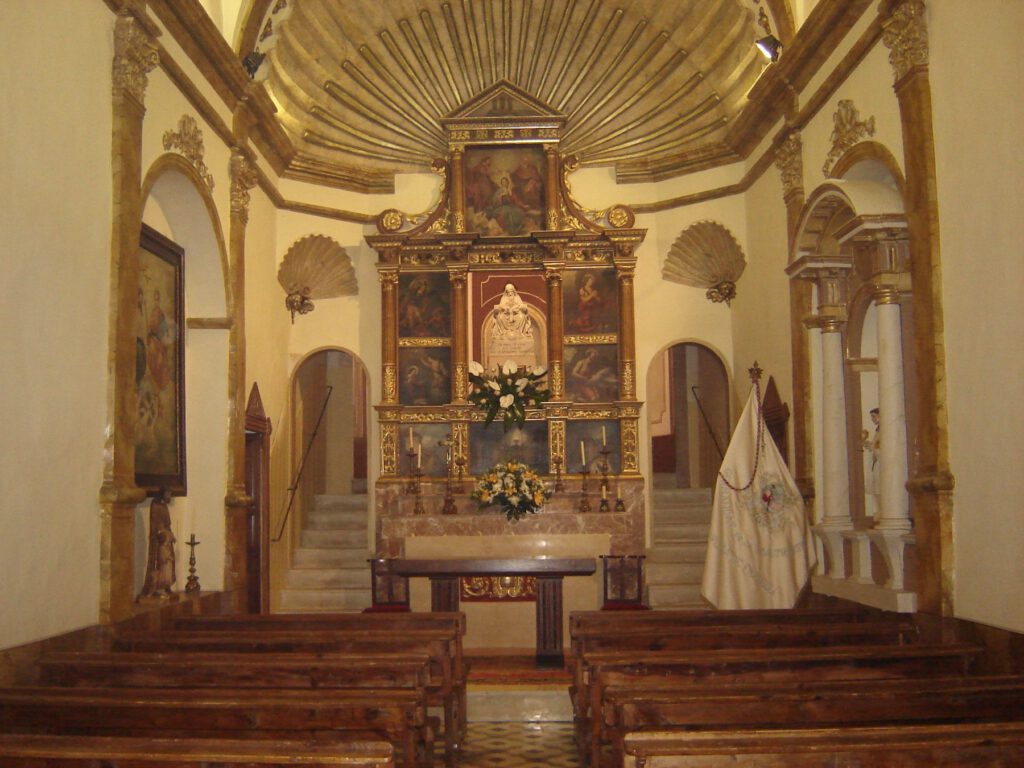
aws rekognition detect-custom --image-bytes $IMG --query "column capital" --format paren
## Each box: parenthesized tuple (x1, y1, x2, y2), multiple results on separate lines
(882, 0, 928, 83)
(805, 314, 847, 334)
(112, 9, 160, 106)
(873, 284, 901, 305)
(774, 130, 804, 200)
(229, 149, 259, 224)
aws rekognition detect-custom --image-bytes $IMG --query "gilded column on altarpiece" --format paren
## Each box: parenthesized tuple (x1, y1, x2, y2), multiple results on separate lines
(449, 264, 468, 403)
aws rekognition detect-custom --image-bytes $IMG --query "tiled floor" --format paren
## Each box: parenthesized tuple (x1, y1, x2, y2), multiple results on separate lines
(458, 722, 579, 768)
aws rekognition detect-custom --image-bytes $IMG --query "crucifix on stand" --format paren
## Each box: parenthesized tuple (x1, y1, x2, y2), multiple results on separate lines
(185, 534, 201, 594)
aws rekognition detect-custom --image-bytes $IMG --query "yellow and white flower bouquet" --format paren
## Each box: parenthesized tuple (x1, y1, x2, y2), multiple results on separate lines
(472, 460, 551, 521)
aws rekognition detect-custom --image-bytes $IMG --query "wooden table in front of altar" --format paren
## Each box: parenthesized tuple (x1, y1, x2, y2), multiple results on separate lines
(389, 557, 596, 667)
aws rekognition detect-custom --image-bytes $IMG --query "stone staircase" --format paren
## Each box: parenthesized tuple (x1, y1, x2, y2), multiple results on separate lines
(645, 487, 713, 609)
(278, 494, 373, 613)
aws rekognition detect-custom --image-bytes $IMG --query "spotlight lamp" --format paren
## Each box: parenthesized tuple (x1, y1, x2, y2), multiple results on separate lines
(756, 35, 783, 63)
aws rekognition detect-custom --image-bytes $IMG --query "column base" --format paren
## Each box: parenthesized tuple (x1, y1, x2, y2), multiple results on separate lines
(812, 573, 917, 613)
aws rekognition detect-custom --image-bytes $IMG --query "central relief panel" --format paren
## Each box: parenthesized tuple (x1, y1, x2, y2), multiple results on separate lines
(366, 82, 648, 566)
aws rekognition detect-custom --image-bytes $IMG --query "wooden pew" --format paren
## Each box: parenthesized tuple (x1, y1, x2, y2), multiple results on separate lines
(172, 611, 468, 742)
(0, 686, 430, 768)
(111, 626, 462, 763)
(574, 641, 983, 763)
(39, 650, 432, 692)
(621, 721, 1024, 767)
(0, 733, 395, 766)
(602, 674, 1024, 767)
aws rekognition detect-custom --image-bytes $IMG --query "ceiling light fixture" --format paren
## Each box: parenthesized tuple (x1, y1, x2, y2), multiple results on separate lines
(756, 35, 783, 63)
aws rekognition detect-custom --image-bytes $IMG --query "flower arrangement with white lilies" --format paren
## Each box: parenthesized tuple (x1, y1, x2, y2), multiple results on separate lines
(472, 460, 551, 521)
(467, 359, 550, 432)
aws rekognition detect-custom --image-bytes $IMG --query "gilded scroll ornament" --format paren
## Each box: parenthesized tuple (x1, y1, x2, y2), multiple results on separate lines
(378, 209, 404, 232)
(882, 0, 929, 83)
(454, 361, 467, 400)
(383, 364, 397, 400)
(550, 360, 564, 396)
(461, 575, 536, 600)
(381, 423, 397, 475)
(163, 115, 214, 189)
(823, 101, 875, 177)
(621, 360, 635, 398)
(229, 150, 259, 223)
(621, 420, 639, 472)
(398, 337, 452, 347)
(774, 131, 803, 198)
(549, 420, 566, 464)
(112, 11, 159, 105)
(565, 334, 617, 345)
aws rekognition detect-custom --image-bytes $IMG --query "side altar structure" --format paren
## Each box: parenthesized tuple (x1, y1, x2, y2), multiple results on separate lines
(365, 83, 647, 630)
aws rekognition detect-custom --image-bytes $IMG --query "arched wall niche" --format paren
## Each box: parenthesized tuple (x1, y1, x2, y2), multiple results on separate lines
(791, 152, 922, 612)
(138, 154, 232, 595)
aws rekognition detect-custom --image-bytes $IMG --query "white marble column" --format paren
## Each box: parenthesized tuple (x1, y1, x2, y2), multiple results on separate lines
(873, 287, 912, 532)
(819, 319, 853, 528)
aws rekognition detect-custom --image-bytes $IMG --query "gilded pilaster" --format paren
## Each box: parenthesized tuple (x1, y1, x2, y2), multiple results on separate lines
(613, 254, 637, 400)
(449, 264, 468, 402)
(100, 7, 159, 624)
(777, 129, 815, 500)
(379, 267, 400, 403)
(450, 149, 465, 233)
(223, 146, 258, 593)
(883, 0, 952, 615)
(544, 145, 560, 230)
(543, 262, 565, 398)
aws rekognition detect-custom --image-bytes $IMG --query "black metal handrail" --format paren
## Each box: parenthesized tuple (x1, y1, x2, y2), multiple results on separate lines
(691, 385, 726, 461)
(272, 385, 333, 543)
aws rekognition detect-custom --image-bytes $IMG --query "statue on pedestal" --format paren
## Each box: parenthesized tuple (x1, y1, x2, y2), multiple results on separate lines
(140, 488, 177, 599)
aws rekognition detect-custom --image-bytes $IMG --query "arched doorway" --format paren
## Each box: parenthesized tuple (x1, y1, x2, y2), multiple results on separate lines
(647, 343, 730, 489)
(291, 349, 370, 517)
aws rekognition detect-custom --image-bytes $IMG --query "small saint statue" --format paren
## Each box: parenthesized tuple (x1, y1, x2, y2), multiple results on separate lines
(139, 488, 177, 599)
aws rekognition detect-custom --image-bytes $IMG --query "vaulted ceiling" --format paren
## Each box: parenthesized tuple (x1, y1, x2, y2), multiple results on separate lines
(235, 0, 794, 190)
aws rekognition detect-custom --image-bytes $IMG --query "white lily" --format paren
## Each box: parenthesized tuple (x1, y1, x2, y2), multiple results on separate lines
(468, 360, 484, 376)
(515, 378, 529, 392)
(502, 360, 518, 375)
(487, 380, 501, 392)
(499, 393, 514, 409)
(531, 365, 547, 376)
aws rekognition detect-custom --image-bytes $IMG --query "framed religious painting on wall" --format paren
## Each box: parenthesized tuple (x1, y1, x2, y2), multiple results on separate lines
(135, 224, 186, 495)
(463, 145, 546, 236)
(399, 347, 452, 406)
(565, 344, 618, 402)
(469, 421, 548, 477)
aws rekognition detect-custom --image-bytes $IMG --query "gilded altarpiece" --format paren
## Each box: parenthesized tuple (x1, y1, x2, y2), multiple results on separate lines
(368, 83, 646, 565)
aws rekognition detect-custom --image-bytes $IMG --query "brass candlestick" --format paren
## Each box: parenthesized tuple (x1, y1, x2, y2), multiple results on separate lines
(185, 534, 201, 594)
(598, 447, 612, 494)
(454, 456, 466, 494)
(578, 468, 592, 513)
(405, 447, 425, 515)
(614, 487, 626, 512)
(441, 437, 457, 515)
(552, 455, 564, 493)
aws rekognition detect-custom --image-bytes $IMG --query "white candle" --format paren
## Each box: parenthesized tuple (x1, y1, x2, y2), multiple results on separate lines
(601, 426, 607, 446)
(408, 427, 413, 450)
(580, 440, 586, 467)
(601, 487, 607, 500)
(417, 443, 422, 469)
(616, 485, 622, 500)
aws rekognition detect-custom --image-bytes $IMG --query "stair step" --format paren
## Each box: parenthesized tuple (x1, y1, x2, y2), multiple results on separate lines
(286, 568, 370, 590)
(652, 522, 711, 543)
(278, 588, 372, 613)
(645, 561, 705, 585)
(292, 546, 369, 568)
(647, 582, 705, 606)
(646, 542, 708, 564)
(313, 494, 370, 511)
(304, 510, 367, 530)
(300, 529, 367, 548)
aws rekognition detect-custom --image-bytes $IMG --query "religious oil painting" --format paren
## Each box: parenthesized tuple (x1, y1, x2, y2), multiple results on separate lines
(135, 224, 186, 495)
(566, 420, 621, 475)
(398, 272, 451, 338)
(401, 423, 454, 478)
(565, 344, 619, 402)
(464, 145, 546, 236)
(564, 268, 618, 334)
(469, 421, 548, 477)
(399, 347, 452, 406)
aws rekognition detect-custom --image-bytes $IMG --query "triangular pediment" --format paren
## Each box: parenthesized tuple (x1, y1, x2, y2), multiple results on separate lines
(445, 80, 562, 121)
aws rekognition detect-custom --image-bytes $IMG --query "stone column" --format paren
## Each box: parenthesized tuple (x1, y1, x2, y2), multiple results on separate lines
(883, 0, 953, 614)
(223, 147, 259, 596)
(100, 8, 159, 624)
(449, 264, 468, 402)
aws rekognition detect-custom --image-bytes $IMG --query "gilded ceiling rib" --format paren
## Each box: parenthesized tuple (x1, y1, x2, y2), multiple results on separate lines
(580, 94, 721, 160)
(398, 20, 450, 114)
(442, 3, 475, 101)
(379, 29, 444, 118)
(308, 107, 431, 159)
(418, 10, 463, 109)
(321, 81, 438, 150)
(553, 8, 623, 113)
(543, 0, 601, 107)
(559, 31, 674, 144)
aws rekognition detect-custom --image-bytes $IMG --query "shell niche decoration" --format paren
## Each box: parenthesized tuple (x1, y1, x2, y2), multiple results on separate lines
(277, 235, 358, 322)
(663, 220, 747, 305)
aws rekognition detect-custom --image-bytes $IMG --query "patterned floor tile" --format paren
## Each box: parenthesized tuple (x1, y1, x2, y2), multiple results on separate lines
(457, 722, 579, 767)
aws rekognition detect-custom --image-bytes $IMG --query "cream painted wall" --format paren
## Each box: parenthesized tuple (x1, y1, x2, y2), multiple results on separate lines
(0, 2, 113, 648)
(930, 2, 1024, 632)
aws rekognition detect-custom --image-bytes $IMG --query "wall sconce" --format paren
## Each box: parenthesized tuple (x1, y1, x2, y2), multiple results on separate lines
(285, 292, 315, 323)
(756, 35, 783, 63)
